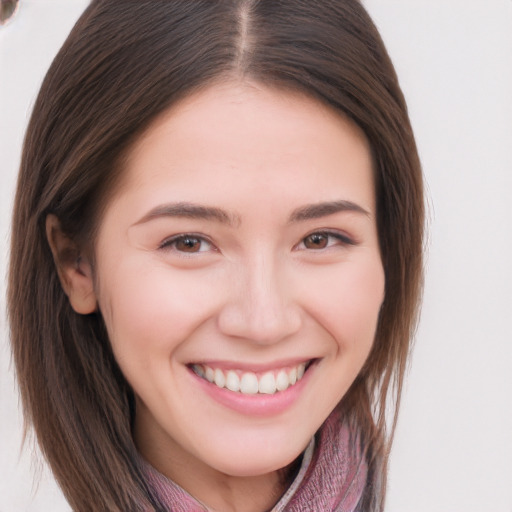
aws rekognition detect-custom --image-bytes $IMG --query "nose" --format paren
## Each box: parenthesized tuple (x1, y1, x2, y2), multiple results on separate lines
(217, 254, 302, 345)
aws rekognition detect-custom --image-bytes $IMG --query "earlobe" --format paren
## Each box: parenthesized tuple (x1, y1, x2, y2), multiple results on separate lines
(46, 214, 97, 314)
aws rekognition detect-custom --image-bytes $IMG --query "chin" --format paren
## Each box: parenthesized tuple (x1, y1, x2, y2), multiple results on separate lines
(199, 431, 310, 478)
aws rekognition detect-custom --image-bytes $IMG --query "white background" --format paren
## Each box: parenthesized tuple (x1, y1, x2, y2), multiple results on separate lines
(1, 1, 511, 511)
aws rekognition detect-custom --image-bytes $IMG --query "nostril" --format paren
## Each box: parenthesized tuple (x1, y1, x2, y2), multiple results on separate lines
(217, 266, 302, 343)
(217, 301, 302, 345)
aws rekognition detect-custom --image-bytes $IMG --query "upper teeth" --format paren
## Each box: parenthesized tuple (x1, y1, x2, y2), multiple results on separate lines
(192, 362, 307, 395)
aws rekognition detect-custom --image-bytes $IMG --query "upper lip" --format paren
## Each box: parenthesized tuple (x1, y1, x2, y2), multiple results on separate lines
(188, 358, 316, 373)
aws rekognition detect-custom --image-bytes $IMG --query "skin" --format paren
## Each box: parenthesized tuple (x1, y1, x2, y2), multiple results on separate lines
(48, 81, 385, 512)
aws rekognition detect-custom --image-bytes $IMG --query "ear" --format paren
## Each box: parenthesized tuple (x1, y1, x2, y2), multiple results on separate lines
(46, 214, 97, 314)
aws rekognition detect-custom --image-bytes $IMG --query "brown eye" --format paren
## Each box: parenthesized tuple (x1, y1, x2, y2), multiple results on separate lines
(159, 234, 214, 254)
(174, 236, 203, 252)
(299, 231, 354, 251)
(303, 233, 329, 249)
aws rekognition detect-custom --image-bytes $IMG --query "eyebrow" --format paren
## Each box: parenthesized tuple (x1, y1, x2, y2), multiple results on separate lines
(133, 199, 369, 227)
(133, 202, 240, 226)
(288, 200, 370, 222)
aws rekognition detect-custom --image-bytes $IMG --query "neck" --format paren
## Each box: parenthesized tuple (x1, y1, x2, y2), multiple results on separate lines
(134, 419, 302, 512)
(143, 447, 298, 512)
(178, 468, 287, 512)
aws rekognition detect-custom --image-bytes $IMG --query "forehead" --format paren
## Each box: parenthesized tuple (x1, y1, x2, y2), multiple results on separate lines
(109, 81, 375, 216)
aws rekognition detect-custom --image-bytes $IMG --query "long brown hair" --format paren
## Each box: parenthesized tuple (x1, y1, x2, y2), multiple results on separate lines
(8, 1, 424, 510)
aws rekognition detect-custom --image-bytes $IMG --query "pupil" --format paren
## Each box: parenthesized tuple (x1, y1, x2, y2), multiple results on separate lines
(178, 237, 199, 252)
(306, 233, 327, 249)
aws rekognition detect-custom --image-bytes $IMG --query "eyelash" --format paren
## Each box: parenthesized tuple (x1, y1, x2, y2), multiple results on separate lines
(159, 233, 215, 254)
(159, 230, 355, 255)
(295, 230, 355, 251)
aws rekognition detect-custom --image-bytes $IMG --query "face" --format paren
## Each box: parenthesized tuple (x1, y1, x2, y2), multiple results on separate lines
(89, 82, 384, 482)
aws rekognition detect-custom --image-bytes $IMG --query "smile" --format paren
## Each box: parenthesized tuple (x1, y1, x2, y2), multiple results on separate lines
(191, 362, 310, 395)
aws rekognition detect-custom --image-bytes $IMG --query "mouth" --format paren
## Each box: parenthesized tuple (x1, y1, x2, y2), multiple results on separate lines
(189, 360, 315, 396)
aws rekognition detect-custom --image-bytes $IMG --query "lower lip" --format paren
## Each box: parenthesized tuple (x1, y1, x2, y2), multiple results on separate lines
(187, 363, 315, 417)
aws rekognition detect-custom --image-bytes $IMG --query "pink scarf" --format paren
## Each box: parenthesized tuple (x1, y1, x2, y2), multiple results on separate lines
(143, 407, 367, 511)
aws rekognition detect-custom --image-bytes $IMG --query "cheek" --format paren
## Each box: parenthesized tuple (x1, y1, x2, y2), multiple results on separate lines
(299, 257, 385, 352)
(96, 260, 225, 360)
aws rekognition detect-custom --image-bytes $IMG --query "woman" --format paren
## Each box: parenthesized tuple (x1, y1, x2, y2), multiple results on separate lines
(8, 1, 424, 510)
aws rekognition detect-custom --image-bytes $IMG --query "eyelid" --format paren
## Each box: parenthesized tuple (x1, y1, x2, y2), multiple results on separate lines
(158, 233, 216, 253)
(295, 229, 356, 250)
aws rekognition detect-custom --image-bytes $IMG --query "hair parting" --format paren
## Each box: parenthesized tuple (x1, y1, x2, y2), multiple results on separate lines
(8, 1, 424, 510)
